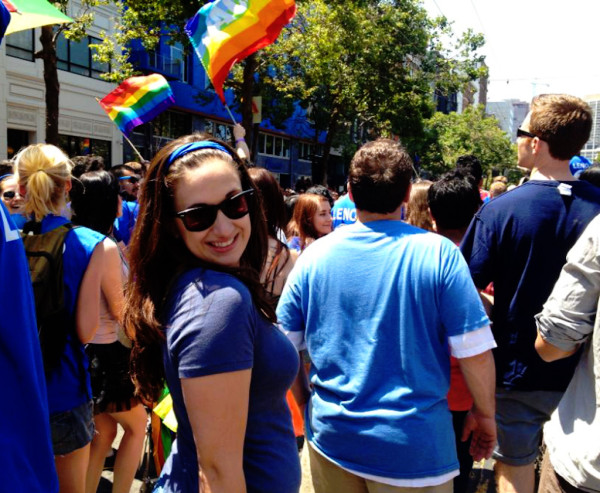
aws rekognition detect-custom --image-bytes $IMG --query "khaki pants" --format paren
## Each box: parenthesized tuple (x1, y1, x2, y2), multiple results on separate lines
(308, 444, 454, 493)
(538, 450, 586, 493)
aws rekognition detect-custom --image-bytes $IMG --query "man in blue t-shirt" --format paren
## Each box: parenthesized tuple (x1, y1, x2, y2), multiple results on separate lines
(330, 189, 357, 229)
(0, 203, 58, 492)
(111, 164, 140, 245)
(460, 94, 600, 493)
(278, 139, 497, 492)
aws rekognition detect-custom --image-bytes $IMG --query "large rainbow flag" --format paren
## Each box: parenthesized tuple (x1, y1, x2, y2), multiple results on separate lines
(99, 74, 175, 137)
(185, 0, 296, 102)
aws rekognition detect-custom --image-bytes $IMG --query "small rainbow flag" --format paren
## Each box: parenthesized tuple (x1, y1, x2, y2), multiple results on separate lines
(98, 74, 175, 137)
(185, 0, 296, 103)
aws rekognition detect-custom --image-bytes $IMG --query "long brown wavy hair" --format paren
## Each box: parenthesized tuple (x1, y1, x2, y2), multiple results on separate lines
(286, 193, 328, 245)
(124, 133, 273, 403)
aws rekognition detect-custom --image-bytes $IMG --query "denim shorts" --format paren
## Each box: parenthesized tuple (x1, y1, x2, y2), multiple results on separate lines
(494, 388, 563, 466)
(50, 400, 94, 456)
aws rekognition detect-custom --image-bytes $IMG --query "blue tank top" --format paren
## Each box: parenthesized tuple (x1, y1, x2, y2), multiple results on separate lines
(40, 215, 104, 414)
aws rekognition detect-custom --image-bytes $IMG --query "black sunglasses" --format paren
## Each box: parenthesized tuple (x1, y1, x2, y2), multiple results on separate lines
(2, 191, 16, 200)
(175, 189, 254, 232)
(517, 128, 538, 139)
(119, 175, 140, 184)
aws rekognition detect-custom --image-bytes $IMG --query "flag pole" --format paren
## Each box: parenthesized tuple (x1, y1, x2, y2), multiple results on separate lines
(95, 97, 145, 162)
(122, 134, 146, 163)
(224, 103, 237, 125)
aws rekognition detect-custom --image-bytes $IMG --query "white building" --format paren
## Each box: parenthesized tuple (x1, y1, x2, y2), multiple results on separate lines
(582, 95, 600, 163)
(486, 99, 529, 143)
(0, 3, 122, 164)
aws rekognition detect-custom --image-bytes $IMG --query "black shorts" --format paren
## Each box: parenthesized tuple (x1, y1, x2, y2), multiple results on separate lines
(86, 341, 137, 414)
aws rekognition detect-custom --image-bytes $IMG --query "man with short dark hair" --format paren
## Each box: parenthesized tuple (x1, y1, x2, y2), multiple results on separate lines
(428, 169, 482, 245)
(456, 154, 490, 202)
(111, 164, 140, 202)
(278, 139, 497, 493)
(110, 164, 140, 245)
(460, 94, 600, 493)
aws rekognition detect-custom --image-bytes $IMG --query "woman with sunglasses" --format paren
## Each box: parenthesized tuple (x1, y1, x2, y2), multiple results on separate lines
(16, 144, 105, 493)
(124, 134, 301, 493)
(0, 173, 27, 228)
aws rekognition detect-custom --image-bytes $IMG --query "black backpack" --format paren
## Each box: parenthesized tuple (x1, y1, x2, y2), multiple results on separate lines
(21, 221, 74, 372)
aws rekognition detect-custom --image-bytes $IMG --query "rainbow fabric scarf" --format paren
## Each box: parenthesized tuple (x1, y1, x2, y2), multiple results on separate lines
(185, 0, 296, 102)
(99, 74, 175, 137)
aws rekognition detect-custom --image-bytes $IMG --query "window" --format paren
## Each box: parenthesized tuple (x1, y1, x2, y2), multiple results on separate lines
(257, 132, 290, 158)
(298, 142, 314, 161)
(59, 135, 111, 163)
(148, 40, 189, 82)
(152, 110, 193, 140)
(211, 122, 232, 142)
(6, 29, 35, 61)
(57, 35, 109, 79)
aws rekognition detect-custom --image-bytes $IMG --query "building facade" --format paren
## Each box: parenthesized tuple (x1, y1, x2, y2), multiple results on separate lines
(486, 99, 529, 143)
(0, 3, 123, 163)
(0, 3, 332, 189)
(582, 95, 600, 163)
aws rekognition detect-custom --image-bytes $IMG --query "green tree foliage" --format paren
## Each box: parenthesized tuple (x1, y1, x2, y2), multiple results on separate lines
(37, 0, 109, 145)
(420, 105, 517, 179)
(262, 0, 488, 183)
(88, 0, 487, 181)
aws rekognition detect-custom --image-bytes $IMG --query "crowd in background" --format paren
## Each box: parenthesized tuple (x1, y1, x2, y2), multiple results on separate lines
(1, 94, 600, 493)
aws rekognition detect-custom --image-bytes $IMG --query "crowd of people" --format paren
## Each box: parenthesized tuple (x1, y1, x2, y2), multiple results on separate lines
(1, 94, 599, 493)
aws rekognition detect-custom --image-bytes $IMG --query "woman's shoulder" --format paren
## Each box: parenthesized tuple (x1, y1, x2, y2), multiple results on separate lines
(172, 268, 253, 306)
(67, 224, 105, 252)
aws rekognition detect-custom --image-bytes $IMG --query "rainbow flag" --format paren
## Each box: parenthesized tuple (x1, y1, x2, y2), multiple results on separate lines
(0, 1, 11, 45)
(185, 0, 296, 102)
(99, 74, 175, 137)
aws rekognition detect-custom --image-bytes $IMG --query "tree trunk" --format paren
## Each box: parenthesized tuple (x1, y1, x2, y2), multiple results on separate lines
(37, 26, 60, 146)
(240, 54, 257, 152)
(312, 110, 339, 186)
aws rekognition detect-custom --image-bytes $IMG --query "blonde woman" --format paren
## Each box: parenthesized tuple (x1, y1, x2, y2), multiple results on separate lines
(16, 144, 105, 493)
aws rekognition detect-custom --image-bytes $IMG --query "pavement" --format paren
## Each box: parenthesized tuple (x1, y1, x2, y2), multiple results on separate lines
(97, 425, 496, 493)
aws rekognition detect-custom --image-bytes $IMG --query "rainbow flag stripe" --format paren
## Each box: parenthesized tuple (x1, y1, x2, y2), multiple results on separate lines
(99, 74, 175, 137)
(186, 0, 296, 102)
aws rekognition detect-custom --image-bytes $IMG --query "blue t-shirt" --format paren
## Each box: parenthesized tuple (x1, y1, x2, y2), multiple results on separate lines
(461, 180, 600, 391)
(0, 204, 58, 492)
(331, 194, 357, 229)
(159, 269, 301, 493)
(113, 200, 138, 245)
(277, 220, 489, 479)
(10, 213, 26, 229)
(288, 235, 302, 254)
(40, 215, 104, 414)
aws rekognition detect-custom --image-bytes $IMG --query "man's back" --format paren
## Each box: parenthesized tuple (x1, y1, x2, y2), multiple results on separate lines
(278, 219, 488, 479)
(461, 179, 600, 391)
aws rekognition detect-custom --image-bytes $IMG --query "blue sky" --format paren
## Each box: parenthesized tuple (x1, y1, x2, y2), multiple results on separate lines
(421, 0, 600, 103)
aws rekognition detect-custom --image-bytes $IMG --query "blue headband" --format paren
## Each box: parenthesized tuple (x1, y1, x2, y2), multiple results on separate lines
(165, 141, 232, 171)
(0, 174, 13, 182)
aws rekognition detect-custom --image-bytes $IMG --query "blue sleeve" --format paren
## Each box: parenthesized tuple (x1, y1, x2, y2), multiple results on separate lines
(276, 261, 306, 334)
(460, 214, 494, 289)
(439, 240, 490, 337)
(167, 277, 256, 379)
(113, 201, 138, 245)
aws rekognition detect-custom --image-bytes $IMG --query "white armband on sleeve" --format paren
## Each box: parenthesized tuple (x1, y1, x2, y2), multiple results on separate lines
(449, 325, 496, 358)
(277, 323, 306, 351)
